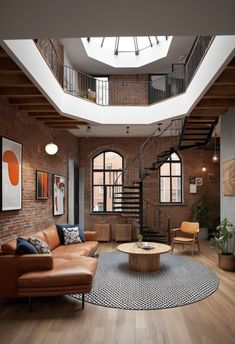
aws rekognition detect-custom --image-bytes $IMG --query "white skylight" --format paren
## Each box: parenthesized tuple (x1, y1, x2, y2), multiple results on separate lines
(81, 36, 173, 68)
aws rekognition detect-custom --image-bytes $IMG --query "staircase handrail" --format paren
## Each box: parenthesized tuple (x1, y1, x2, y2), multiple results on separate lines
(113, 118, 183, 186)
(143, 199, 170, 223)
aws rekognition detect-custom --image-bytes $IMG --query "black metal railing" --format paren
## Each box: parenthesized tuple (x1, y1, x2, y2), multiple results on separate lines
(35, 36, 213, 107)
(143, 199, 171, 242)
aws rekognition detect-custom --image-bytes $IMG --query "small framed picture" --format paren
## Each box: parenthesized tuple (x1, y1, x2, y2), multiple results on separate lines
(53, 174, 65, 216)
(195, 177, 203, 186)
(36, 171, 48, 200)
(208, 172, 215, 182)
(0, 137, 22, 211)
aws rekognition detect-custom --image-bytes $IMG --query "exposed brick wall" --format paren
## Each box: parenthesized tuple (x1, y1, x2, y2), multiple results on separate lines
(0, 99, 78, 244)
(109, 75, 149, 105)
(78, 136, 220, 237)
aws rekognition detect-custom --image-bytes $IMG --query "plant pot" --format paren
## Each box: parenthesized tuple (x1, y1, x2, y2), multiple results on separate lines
(218, 253, 235, 271)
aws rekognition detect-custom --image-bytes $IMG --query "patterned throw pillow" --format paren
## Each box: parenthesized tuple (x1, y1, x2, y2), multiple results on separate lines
(28, 237, 50, 254)
(62, 226, 82, 245)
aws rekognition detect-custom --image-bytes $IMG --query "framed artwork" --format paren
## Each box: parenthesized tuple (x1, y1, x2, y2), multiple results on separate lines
(53, 174, 65, 216)
(36, 170, 48, 199)
(195, 177, 203, 186)
(223, 158, 235, 195)
(0, 137, 22, 211)
(207, 172, 215, 182)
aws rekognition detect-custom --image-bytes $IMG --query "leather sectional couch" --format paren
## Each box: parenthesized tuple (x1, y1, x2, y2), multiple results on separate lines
(0, 225, 98, 309)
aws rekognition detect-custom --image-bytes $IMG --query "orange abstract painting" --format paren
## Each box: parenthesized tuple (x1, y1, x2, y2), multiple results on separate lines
(1, 137, 22, 211)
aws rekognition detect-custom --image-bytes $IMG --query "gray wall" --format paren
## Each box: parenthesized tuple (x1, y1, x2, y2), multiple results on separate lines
(221, 107, 235, 252)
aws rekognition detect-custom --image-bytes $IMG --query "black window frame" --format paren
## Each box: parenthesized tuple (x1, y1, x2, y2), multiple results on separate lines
(92, 150, 123, 213)
(159, 152, 182, 204)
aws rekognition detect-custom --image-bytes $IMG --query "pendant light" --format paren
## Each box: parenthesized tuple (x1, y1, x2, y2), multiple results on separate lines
(45, 142, 58, 155)
(212, 132, 219, 163)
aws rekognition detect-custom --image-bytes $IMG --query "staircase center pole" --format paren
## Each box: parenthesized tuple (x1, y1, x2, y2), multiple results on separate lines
(139, 180, 144, 236)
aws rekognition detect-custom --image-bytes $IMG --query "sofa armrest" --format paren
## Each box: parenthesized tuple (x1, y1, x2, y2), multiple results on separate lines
(84, 231, 97, 241)
(0, 254, 53, 298)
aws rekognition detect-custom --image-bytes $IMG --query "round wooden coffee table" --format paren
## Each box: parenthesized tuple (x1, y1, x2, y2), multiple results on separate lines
(117, 242, 171, 272)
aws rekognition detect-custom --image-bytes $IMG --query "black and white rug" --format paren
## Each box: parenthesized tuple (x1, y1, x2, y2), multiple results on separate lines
(72, 251, 219, 310)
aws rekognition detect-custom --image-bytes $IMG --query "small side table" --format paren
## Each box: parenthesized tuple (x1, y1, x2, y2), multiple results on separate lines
(94, 224, 111, 242)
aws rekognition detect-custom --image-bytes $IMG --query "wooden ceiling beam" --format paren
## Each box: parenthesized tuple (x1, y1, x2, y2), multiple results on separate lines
(0, 57, 20, 71)
(0, 73, 32, 86)
(18, 105, 56, 112)
(27, 112, 60, 117)
(190, 108, 227, 116)
(0, 86, 41, 96)
(46, 125, 80, 129)
(8, 96, 49, 105)
(215, 69, 235, 85)
(44, 120, 88, 125)
(227, 57, 235, 69)
(204, 85, 235, 98)
(196, 98, 235, 108)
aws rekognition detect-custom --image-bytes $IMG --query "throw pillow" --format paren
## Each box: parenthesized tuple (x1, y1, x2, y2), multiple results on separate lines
(56, 224, 86, 244)
(28, 237, 50, 254)
(16, 237, 38, 255)
(62, 226, 82, 245)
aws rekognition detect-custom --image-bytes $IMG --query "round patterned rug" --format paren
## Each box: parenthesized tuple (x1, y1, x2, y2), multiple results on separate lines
(72, 251, 219, 310)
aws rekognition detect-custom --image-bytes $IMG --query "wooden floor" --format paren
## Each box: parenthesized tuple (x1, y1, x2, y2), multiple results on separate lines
(0, 241, 234, 344)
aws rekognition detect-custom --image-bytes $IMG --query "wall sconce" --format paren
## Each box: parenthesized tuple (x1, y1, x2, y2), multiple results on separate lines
(45, 142, 58, 155)
(212, 132, 219, 163)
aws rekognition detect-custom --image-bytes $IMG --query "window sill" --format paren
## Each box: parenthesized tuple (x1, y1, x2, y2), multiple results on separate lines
(157, 203, 187, 206)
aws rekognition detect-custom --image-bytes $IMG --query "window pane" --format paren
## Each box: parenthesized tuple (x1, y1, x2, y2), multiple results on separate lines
(93, 186, 104, 211)
(93, 172, 104, 185)
(160, 163, 170, 176)
(105, 152, 122, 169)
(171, 177, 181, 202)
(160, 177, 170, 202)
(171, 153, 180, 161)
(106, 186, 113, 211)
(105, 171, 122, 185)
(93, 154, 104, 169)
(171, 163, 181, 176)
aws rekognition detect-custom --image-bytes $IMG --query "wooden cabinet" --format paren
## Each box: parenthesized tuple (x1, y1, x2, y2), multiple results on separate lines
(94, 224, 111, 242)
(115, 224, 132, 242)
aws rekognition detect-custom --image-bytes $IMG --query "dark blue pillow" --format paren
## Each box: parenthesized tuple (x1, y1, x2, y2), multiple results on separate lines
(16, 237, 38, 255)
(56, 224, 86, 244)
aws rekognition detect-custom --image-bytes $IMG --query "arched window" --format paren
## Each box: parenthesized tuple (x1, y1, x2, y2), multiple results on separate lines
(92, 151, 123, 212)
(159, 152, 182, 203)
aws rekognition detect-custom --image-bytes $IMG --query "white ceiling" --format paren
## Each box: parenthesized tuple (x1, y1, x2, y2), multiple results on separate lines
(0, 1, 235, 39)
(61, 36, 195, 75)
(0, 0, 233, 137)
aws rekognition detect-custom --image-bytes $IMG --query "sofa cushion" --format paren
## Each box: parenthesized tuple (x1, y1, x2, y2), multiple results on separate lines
(56, 224, 86, 244)
(52, 241, 98, 259)
(1, 239, 17, 254)
(43, 225, 60, 250)
(17, 256, 97, 288)
(28, 237, 50, 254)
(16, 238, 38, 255)
(63, 227, 82, 245)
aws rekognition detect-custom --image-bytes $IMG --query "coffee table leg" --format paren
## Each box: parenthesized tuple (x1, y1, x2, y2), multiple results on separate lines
(129, 253, 160, 272)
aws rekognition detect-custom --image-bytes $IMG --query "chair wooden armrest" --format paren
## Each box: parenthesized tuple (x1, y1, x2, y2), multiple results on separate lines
(171, 227, 181, 232)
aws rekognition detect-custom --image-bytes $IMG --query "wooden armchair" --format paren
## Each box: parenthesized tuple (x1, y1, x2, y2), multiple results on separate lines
(171, 221, 200, 256)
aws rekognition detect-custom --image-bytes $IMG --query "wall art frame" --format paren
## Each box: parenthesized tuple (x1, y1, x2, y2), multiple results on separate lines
(36, 170, 49, 200)
(0, 136, 22, 211)
(53, 174, 65, 216)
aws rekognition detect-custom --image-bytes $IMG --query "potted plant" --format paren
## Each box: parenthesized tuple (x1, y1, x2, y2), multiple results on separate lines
(192, 198, 212, 239)
(210, 218, 235, 271)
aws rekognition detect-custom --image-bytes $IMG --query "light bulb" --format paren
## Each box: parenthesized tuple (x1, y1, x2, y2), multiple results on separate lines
(45, 142, 58, 155)
(212, 152, 219, 163)
(202, 166, 207, 172)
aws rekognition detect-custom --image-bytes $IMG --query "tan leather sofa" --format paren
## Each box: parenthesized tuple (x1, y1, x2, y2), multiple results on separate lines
(0, 225, 98, 309)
